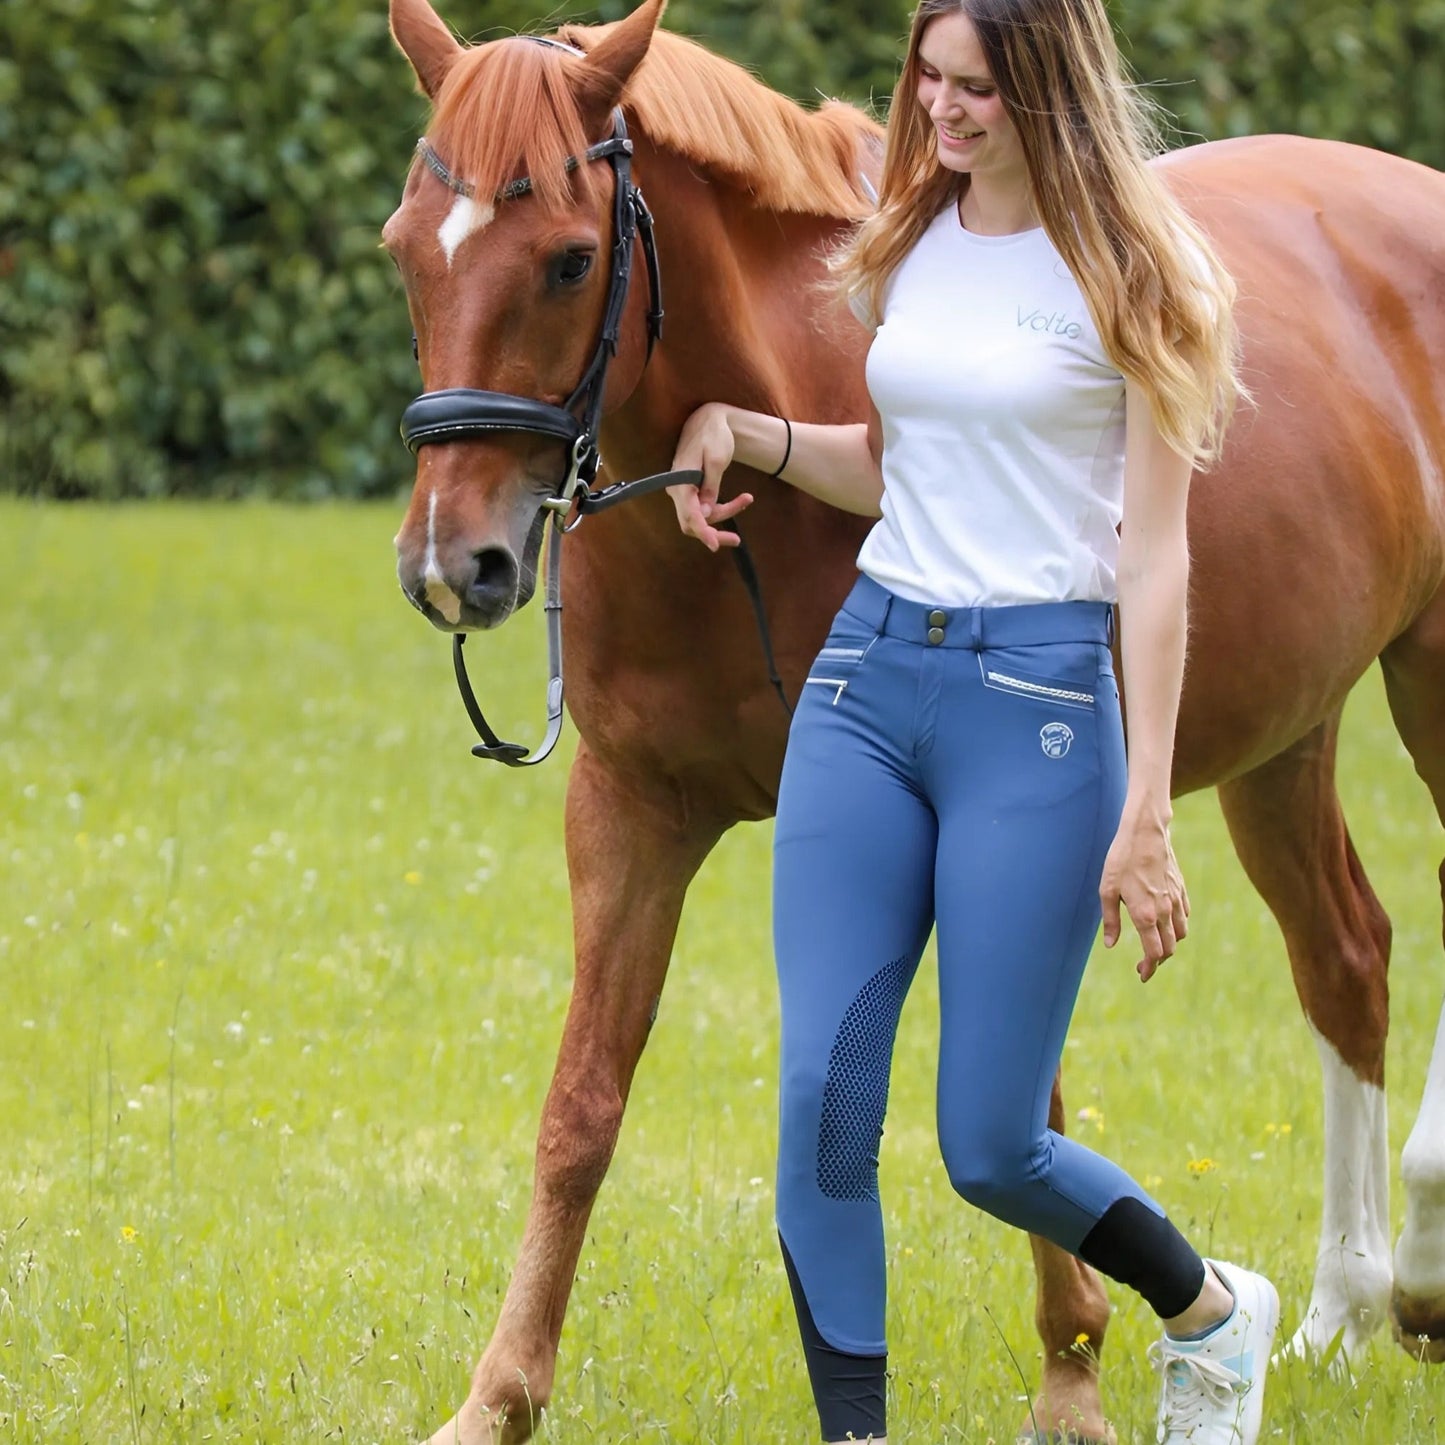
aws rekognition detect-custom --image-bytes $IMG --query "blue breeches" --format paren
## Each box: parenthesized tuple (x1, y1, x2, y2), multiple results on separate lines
(774, 573, 1168, 1363)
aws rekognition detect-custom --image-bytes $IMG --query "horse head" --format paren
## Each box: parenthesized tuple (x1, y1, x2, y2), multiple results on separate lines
(384, 0, 666, 631)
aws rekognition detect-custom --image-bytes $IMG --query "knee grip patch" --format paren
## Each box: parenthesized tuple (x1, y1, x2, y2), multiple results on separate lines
(817, 955, 913, 1200)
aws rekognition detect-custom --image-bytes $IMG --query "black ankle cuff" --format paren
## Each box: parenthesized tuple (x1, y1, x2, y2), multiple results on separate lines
(780, 1233, 887, 1439)
(1078, 1197, 1207, 1319)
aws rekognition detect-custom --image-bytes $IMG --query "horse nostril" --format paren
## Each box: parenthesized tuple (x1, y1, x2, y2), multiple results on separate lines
(466, 546, 518, 612)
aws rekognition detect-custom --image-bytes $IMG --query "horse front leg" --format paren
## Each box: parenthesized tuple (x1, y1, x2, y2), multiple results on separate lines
(426, 743, 723, 1445)
(1023, 1074, 1113, 1444)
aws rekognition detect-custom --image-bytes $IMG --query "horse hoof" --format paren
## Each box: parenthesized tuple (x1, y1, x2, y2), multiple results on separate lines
(1390, 1289, 1445, 1363)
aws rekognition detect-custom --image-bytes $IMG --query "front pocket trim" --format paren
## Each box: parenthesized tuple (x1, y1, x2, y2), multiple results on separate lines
(982, 667, 1095, 708)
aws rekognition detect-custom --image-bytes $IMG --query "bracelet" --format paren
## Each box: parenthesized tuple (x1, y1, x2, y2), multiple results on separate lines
(769, 416, 793, 479)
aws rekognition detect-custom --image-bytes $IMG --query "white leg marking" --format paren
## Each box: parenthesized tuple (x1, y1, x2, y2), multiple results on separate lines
(1289, 1025, 1392, 1366)
(422, 489, 462, 625)
(438, 195, 494, 266)
(1394, 996, 1445, 1305)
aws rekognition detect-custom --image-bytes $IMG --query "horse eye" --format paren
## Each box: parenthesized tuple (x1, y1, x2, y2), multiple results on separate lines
(554, 250, 594, 285)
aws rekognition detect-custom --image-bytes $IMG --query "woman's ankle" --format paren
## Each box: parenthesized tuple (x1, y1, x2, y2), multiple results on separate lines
(1162, 1262, 1235, 1338)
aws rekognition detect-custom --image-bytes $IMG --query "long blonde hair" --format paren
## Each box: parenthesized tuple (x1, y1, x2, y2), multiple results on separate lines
(836, 0, 1243, 464)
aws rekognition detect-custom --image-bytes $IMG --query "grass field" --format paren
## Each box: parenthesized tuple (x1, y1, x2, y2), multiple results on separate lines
(2, 499, 1442, 1444)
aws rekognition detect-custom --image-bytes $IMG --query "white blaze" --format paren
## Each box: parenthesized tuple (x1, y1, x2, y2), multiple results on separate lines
(438, 194, 494, 266)
(422, 489, 462, 625)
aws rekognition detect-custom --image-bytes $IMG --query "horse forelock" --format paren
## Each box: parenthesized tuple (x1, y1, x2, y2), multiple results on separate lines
(428, 41, 598, 216)
(424, 26, 878, 223)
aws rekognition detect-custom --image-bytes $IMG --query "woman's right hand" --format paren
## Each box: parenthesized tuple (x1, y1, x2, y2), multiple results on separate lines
(667, 402, 755, 551)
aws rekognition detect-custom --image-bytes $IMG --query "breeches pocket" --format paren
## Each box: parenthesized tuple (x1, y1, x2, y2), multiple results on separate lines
(977, 642, 1112, 712)
(804, 627, 878, 706)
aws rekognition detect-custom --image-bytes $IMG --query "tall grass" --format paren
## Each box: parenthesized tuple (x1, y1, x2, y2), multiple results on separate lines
(1, 500, 1440, 1442)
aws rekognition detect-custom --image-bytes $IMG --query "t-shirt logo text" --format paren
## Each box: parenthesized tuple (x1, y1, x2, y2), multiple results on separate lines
(1017, 307, 1082, 339)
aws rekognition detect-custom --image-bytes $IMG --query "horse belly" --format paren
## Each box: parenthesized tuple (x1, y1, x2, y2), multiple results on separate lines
(1159, 137, 1445, 793)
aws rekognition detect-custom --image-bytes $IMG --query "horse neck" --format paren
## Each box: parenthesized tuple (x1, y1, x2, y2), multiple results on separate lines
(599, 141, 864, 490)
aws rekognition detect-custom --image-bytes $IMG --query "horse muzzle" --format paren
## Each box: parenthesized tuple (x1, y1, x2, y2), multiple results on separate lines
(400, 541, 521, 631)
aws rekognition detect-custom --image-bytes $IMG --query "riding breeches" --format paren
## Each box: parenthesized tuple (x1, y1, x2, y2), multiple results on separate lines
(773, 574, 1204, 1436)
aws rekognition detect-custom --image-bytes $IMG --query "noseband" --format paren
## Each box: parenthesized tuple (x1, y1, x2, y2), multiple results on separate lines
(399, 37, 787, 765)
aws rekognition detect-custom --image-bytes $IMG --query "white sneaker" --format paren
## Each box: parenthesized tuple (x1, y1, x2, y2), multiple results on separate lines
(1152, 1260, 1279, 1444)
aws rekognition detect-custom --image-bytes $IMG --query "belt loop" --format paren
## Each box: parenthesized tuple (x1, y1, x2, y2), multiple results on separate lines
(1105, 605, 1116, 646)
(969, 607, 983, 649)
(877, 591, 892, 637)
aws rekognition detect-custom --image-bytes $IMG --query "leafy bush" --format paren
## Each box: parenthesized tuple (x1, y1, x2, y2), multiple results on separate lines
(1118, 0, 1445, 158)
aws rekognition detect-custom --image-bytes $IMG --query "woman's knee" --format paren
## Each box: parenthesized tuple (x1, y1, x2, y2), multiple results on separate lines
(942, 1133, 1041, 1217)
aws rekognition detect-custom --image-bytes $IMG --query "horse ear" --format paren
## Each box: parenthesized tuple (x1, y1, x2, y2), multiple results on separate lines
(390, 0, 462, 99)
(574, 0, 667, 115)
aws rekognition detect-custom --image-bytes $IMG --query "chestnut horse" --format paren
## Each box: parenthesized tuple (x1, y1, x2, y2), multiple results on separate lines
(382, 0, 1445, 1439)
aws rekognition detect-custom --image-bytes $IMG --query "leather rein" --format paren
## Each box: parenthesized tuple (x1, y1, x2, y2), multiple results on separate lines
(399, 39, 788, 765)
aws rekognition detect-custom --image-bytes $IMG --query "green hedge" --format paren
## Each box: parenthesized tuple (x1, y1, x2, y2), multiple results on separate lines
(1120, 0, 1445, 158)
(3, 0, 1442, 497)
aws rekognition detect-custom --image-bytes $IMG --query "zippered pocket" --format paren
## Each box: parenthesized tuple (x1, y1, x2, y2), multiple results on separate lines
(804, 634, 876, 705)
(803, 675, 852, 705)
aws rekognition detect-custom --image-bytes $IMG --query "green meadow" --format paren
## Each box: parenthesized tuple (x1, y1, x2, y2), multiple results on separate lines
(2, 499, 1441, 1443)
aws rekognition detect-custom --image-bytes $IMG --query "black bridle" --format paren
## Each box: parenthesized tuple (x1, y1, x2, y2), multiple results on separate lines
(399, 39, 788, 765)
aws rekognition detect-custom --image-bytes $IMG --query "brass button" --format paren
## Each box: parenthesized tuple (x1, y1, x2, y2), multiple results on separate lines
(927, 626, 945, 645)
(927, 609, 947, 628)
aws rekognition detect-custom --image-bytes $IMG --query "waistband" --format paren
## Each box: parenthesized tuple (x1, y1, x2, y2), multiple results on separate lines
(841, 573, 1115, 649)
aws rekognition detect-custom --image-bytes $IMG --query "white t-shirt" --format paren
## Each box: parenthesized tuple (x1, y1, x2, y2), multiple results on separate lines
(856, 203, 1127, 607)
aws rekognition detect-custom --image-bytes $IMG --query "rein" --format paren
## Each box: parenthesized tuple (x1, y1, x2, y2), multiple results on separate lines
(399, 38, 789, 766)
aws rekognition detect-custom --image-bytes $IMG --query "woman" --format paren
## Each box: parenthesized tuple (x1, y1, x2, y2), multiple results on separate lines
(667, 1, 1277, 1440)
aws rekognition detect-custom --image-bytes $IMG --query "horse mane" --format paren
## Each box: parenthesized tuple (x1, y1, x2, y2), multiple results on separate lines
(427, 23, 881, 222)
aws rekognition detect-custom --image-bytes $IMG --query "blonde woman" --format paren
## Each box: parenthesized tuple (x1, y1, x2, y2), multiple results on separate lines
(669, 0, 1277, 1440)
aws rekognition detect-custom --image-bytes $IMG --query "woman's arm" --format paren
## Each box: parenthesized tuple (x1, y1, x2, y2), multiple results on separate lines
(1100, 378, 1194, 981)
(666, 401, 885, 552)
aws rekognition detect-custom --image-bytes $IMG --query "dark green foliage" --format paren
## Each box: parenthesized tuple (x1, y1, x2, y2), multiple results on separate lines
(3, 0, 1442, 497)
(1117, 0, 1445, 159)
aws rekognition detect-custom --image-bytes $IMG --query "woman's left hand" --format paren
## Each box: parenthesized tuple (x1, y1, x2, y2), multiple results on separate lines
(1100, 810, 1190, 981)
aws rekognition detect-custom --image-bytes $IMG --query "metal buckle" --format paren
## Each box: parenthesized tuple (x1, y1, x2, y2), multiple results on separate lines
(540, 435, 593, 526)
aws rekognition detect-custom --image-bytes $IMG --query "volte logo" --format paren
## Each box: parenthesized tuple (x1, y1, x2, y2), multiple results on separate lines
(1017, 307, 1082, 339)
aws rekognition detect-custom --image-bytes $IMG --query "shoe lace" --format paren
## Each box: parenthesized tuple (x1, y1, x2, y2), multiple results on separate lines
(1149, 1339, 1247, 1433)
